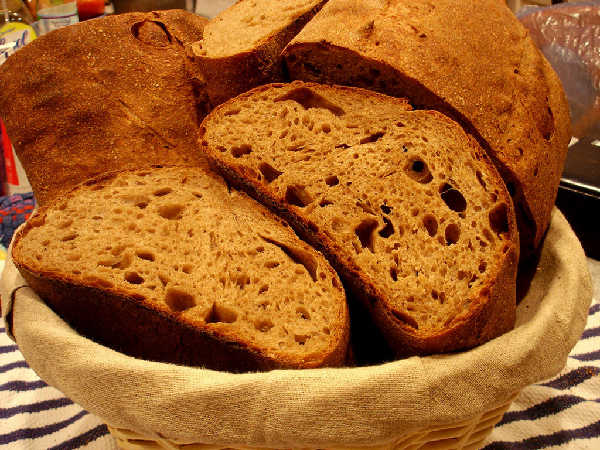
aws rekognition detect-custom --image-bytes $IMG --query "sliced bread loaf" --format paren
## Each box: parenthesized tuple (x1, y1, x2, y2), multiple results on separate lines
(189, 0, 328, 107)
(11, 166, 349, 371)
(0, 10, 209, 206)
(199, 82, 519, 356)
(282, 0, 570, 258)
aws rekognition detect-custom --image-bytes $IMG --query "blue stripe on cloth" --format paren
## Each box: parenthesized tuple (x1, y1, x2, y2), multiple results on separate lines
(48, 424, 110, 450)
(497, 395, 600, 426)
(0, 328, 5, 333)
(0, 398, 74, 419)
(570, 349, 600, 362)
(483, 418, 600, 449)
(0, 410, 88, 445)
(0, 360, 28, 374)
(0, 345, 18, 354)
(0, 380, 47, 392)
(582, 326, 600, 340)
(540, 366, 600, 390)
(590, 304, 600, 315)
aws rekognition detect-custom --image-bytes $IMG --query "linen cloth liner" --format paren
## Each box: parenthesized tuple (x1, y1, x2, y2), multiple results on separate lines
(0, 209, 592, 448)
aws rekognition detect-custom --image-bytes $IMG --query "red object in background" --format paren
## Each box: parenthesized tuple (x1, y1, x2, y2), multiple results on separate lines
(0, 119, 17, 187)
(76, 0, 105, 21)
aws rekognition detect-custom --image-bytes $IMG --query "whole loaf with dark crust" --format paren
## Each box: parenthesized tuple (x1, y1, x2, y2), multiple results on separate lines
(0, 10, 210, 206)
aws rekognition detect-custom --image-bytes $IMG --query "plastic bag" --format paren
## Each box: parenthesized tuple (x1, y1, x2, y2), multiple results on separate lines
(519, 2, 600, 138)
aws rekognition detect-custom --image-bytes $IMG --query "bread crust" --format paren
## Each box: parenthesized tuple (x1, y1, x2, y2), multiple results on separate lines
(283, 0, 570, 257)
(200, 82, 519, 356)
(189, 0, 329, 107)
(11, 168, 350, 372)
(0, 10, 210, 206)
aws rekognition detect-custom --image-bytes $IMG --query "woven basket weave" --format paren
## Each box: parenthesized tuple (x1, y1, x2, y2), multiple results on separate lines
(108, 392, 518, 450)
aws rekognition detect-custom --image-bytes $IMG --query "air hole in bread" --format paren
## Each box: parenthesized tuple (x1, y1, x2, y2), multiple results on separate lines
(91, 185, 105, 191)
(445, 224, 460, 245)
(164, 288, 195, 312)
(265, 261, 280, 269)
(391, 309, 418, 329)
(258, 162, 282, 183)
(125, 271, 144, 284)
(439, 184, 467, 213)
(294, 334, 310, 345)
(153, 187, 172, 196)
(322, 123, 332, 133)
(475, 171, 487, 190)
(275, 87, 345, 117)
(182, 264, 193, 274)
(423, 214, 438, 237)
(319, 199, 333, 207)
(261, 236, 318, 282)
(405, 157, 433, 183)
(325, 175, 339, 186)
(61, 233, 78, 242)
(378, 217, 394, 238)
(489, 203, 509, 235)
(355, 218, 379, 253)
(479, 261, 487, 273)
(296, 307, 311, 320)
(285, 185, 313, 207)
(235, 273, 251, 289)
(135, 250, 155, 262)
(359, 131, 385, 144)
(136, 200, 149, 209)
(258, 285, 269, 294)
(390, 267, 398, 281)
(335, 143, 351, 149)
(231, 144, 252, 158)
(255, 319, 274, 333)
(206, 304, 238, 324)
(224, 107, 241, 116)
(483, 228, 495, 244)
(157, 204, 184, 220)
(380, 204, 393, 214)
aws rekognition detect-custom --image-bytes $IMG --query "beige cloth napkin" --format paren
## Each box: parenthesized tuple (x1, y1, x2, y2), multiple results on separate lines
(0, 209, 592, 448)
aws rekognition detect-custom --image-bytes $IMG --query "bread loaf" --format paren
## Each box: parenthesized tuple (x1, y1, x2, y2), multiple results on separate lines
(189, 0, 328, 107)
(11, 166, 350, 371)
(0, 10, 210, 206)
(282, 0, 571, 258)
(199, 82, 519, 356)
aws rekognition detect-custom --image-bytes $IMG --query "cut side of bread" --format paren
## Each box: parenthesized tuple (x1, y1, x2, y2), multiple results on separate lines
(0, 10, 210, 206)
(11, 166, 349, 372)
(200, 82, 519, 356)
(189, 0, 328, 107)
(282, 0, 571, 258)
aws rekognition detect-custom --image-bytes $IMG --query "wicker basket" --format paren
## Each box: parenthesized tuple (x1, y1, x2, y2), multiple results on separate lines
(108, 392, 518, 450)
(1, 210, 592, 450)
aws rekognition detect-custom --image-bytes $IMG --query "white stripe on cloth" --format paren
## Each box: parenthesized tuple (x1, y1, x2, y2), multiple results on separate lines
(483, 258, 600, 449)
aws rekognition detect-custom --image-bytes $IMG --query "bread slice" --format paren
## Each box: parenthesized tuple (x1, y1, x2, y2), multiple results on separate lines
(11, 166, 349, 372)
(282, 0, 571, 258)
(199, 82, 519, 356)
(189, 0, 328, 107)
(0, 10, 210, 206)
